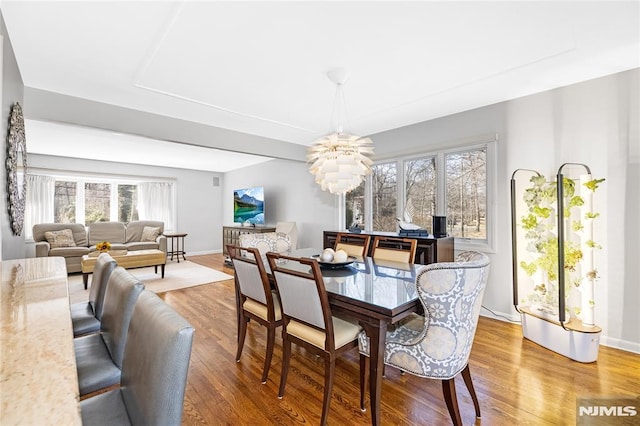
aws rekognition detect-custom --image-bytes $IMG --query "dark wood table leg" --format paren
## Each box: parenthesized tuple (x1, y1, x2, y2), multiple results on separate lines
(83, 273, 89, 290)
(362, 319, 387, 426)
(161, 264, 165, 278)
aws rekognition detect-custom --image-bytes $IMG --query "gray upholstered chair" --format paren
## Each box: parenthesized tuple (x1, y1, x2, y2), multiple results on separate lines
(227, 244, 282, 384)
(266, 252, 362, 426)
(74, 267, 144, 396)
(358, 251, 490, 426)
(80, 290, 194, 426)
(70, 253, 117, 337)
(370, 235, 417, 263)
(334, 232, 371, 257)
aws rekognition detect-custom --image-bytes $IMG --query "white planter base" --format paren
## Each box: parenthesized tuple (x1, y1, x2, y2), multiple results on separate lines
(521, 311, 601, 363)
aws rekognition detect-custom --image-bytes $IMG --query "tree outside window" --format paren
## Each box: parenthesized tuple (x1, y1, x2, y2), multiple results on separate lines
(445, 148, 486, 239)
(54, 181, 77, 223)
(85, 182, 111, 224)
(372, 162, 397, 232)
(345, 180, 365, 228)
(404, 156, 436, 230)
(118, 184, 139, 223)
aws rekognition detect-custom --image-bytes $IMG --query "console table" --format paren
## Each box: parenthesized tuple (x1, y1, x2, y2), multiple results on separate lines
(323, 230, 454, 265)
(222, 225, 276, 255)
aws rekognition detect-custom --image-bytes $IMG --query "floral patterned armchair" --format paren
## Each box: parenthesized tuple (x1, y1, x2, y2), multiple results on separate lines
(358, 251, 490, 426)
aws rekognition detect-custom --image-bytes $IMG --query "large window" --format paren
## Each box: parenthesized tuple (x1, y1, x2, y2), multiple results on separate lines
(445, 148, 486, 239)
(345, 140, 494, 250)
(54, 179, 140, 225)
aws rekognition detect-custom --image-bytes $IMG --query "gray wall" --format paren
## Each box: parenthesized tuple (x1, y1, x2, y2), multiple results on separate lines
(369, 69, 639, 352)
(1, 11, 25, 260)
(28, 154, 223, 256)
(222, 158, 337, 250)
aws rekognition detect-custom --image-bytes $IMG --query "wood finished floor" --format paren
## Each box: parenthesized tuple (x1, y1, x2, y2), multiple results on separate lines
(72, 254, 640, 425)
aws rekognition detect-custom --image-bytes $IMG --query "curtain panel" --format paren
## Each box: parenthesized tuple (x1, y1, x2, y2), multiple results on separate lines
(25, 175, 56, 239)
(137, 182, 177, 231)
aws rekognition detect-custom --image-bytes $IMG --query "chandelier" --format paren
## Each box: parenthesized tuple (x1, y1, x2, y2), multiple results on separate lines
(307, 69, 374, 195)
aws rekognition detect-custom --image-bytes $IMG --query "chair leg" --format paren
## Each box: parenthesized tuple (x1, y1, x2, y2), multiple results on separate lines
(320, 357, 335, 426)
(278, 337, 291, 399)
(441, 378, 463, 426)
(261, 326, 276, 384)
(359, 354, 368, 412)
(236, 314, 248, 362)
(461, 364, 481, 418)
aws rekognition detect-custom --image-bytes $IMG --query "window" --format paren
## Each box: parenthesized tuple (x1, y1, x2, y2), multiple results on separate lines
(445, 148, 486, 239)
(371, 162, 397, 232)
(53, 178, 140, 225)
(344, 138, 495, 250)
(54, 181, 77, 223)
(404, 156, 436, 230)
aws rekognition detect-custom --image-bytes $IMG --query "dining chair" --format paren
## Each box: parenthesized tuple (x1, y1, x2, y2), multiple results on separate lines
(275, 221, 298, 250)
(227, 244, 282, 384)
(80, 289, 194, 426)
(370, 235, 417, 264)
(74, 267, 145, 396)
(334, 232, 371, 258)
(358, 251, 490, 426)
(266, 252, 362, 426)
(70, 253, 117, 337)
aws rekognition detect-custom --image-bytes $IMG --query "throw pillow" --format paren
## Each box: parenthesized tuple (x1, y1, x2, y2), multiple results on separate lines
(141, 226, 161, 242)
(44, 229, 76, 248)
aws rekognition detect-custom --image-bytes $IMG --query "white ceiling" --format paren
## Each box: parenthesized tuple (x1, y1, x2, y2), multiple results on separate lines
(2, 1, 639, 172)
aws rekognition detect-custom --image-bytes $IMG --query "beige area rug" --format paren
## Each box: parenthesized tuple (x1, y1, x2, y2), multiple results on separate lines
(68, 261, 233, 303)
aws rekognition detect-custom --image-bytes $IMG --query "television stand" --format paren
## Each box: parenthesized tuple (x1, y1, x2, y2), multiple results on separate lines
(222, 225, 276, 255)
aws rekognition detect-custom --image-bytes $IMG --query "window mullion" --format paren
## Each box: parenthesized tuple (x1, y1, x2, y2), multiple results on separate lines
(436, 153, 446, 216)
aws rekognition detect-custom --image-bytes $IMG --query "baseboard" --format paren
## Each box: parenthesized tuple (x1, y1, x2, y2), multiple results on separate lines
(480, 310, 640, 355)
(185, 249, 222, 256)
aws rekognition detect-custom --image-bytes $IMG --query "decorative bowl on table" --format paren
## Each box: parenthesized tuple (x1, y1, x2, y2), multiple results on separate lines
(311, 254, 357, 269)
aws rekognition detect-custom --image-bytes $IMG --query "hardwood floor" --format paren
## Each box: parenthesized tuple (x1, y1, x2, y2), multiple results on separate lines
(73, 254, 640, 425)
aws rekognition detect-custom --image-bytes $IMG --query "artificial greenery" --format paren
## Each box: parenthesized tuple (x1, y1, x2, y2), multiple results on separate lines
(519, 175, 604, 318)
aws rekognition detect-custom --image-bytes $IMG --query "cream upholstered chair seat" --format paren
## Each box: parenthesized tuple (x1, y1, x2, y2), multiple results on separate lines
(358, 251, 490, 426)
(286, 316, 361, 349)
(243, 294, 282, 322)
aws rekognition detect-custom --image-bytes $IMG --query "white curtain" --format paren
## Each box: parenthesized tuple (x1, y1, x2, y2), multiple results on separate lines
(25, 174, 55, 239)
(137, 182, 176, 231)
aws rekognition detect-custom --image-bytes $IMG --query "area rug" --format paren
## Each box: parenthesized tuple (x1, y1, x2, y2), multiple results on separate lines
(68, 261, 233, 303)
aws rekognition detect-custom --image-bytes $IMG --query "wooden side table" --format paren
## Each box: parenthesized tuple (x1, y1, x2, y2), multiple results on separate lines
(163, 232, 187, 263)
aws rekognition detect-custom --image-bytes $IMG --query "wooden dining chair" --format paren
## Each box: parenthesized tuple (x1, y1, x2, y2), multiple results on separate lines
(266, 252, 362, 426)
(227, 244, 282, 384)
(334, 232, 371, 258)
(370, 236, 417, 263)
(358, 251, 490, 426)
(70, 253, 117, 337)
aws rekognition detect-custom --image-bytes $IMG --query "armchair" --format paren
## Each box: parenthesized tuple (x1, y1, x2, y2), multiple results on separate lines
(358, 251, 490, 426)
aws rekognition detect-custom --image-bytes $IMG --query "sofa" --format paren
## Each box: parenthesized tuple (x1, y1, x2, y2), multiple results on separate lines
(33, 221, 167, 273)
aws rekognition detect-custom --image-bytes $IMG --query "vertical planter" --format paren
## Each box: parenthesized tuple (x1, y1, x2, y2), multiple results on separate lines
(511, 164, 604, 363)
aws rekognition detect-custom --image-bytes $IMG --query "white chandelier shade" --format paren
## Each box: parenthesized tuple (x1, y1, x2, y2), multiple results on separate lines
(307, 132, 374, 194)
(307, 69, 375, 195)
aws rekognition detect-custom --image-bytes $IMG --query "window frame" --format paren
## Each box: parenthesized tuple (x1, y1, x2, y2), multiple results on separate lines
(342, 135, 497, 253)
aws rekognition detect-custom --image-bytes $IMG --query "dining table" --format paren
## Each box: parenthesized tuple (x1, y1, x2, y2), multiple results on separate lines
(267, 248, 421, 426)
(0, 257, 81, 425)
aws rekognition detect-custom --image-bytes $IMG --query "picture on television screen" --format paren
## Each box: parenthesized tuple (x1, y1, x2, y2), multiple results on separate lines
(233, 187, 265, 224)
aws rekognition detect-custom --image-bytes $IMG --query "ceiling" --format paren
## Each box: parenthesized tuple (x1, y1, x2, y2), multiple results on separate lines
(2, 1, 639, 172)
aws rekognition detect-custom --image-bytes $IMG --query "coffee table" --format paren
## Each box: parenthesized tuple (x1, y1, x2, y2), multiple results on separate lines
(81, 249, 166, 289)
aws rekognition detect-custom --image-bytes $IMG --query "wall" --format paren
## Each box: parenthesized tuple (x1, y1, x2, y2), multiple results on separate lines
(222, 158, 337, 250)
(370, 69, 639, 352)
(28, 154, 223, 256)
(0, 11, 25, 260)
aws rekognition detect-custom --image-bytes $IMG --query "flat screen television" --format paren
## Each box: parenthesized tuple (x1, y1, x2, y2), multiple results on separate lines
(233, 187, 265, 225)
